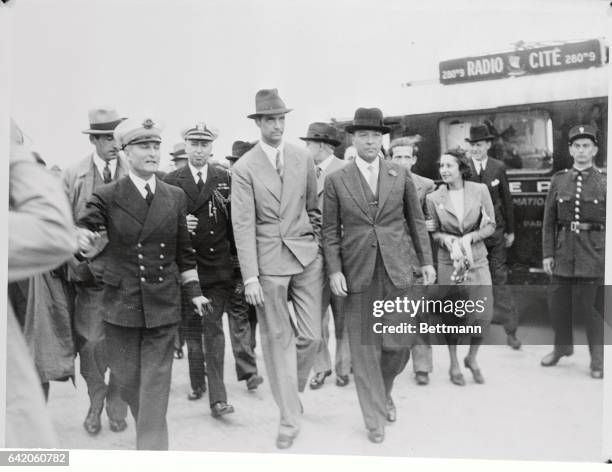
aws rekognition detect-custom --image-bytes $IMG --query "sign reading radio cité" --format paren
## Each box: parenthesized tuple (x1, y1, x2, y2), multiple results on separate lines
(439, 39, 604, 85)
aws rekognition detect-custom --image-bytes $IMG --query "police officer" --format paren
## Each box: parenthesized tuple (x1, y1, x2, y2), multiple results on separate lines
(541, 124, 605, 379)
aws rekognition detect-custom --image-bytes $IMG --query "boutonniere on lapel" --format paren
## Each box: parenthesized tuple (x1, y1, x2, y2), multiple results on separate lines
(491, 179, 500, 187)
(388, 169, 398, 177)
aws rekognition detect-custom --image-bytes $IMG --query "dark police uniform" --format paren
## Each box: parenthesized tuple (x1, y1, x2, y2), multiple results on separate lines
(541, 124, 605, 375)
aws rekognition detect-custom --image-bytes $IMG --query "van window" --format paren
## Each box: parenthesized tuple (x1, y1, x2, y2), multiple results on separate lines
(439, 110, 553, 173)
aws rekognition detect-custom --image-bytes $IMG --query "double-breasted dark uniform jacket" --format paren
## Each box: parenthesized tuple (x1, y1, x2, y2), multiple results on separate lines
(542, 166, 606, 279)
(77, 176, 201, 328)
(163, 163, 234, 286)
(468, 157, 514, 235)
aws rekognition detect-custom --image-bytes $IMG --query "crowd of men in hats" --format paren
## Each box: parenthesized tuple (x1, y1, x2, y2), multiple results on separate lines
(7, 87, 605, 451)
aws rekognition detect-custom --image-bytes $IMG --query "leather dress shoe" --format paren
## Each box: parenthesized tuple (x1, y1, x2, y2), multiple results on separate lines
(309, 370, 331, 390)
(591, 369, 604, 379)
(464, 358, 485, 384)
(109, 418, 127, 433)
(415, 372, 429, 386)
(188, 385, 206, 400)
(506, 333, 522, 350)
(276, 434, 294, 449)
(246, 374, 264, 391)
(83, 407, 102, 435)
(367, 427, 385, 443)
(336, 374, 350, 387)
(386, 398, 396, 422)
(449, 369, 465, 386)
(211, 401, 235, 418)
(541, 350, 572, 367)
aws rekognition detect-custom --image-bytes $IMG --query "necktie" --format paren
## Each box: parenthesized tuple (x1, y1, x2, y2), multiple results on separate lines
(197, 171, 204, 191)
(367, 165, 377, 195)
(275, 150, 283, 180)
(316, 166, 322, 179)
(103, 161, 112, 184)
(144, 183, 154, 206)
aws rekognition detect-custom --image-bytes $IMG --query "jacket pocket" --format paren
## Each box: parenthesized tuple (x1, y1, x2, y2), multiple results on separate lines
(102, 270, 122, 287)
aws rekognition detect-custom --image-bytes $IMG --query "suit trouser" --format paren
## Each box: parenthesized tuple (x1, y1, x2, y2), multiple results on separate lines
(486, 228, 520, 334)
(74, 283, 127, 421)
(184, 282, 231, 406)
(312, 280, 351, 376)
(257, 253, 323, 438)
(226, 280, 258, 381)
(345, 254, 411, 432)
(411, 336, 433, 373)
(548, 276, 604, 371)
(104, 321, 177, 450)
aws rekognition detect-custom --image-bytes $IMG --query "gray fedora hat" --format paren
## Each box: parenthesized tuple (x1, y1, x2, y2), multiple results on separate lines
(247, 89, 293, 119)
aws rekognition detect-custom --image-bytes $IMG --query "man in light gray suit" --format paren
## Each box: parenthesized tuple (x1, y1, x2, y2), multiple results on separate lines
(231, 89, 323, 450)
(301, 123, 351, 390)
(62, 108, 128, 435)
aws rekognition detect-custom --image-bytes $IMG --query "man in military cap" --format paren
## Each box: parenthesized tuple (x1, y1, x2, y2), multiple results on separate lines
(323, 107, 434, 443)
(388, 136, 435, 386)
(77, 117, 210, 450)
(231, 89, 323, 449)
(466, 124, 521, 350)
(541, 124, 605, 379)
(62, 108, 129, 436)
(300, 122, 351, 390)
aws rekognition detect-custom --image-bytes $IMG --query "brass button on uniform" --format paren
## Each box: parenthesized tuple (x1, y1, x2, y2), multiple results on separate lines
(138, 254, 143, 259)
(160, 254, 165, 259)
(137, 243, 142, 248)
(159, 266, 163, 270)
(140, 265, 145, 271)
(158, 277, 164, 282)
(140, 277, 146, 282)
(210, 231, 214, 235)
(209, 248, 214, 252)
(160, 243, 166, 248)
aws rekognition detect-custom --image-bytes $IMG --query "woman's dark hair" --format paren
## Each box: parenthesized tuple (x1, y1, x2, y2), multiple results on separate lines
(439, 147, 472, 180)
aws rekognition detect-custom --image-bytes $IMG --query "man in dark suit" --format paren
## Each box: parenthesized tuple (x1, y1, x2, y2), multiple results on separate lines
(164, 123, 262, 417)
(466, 124, 521, 350)
(77, 117, 209, 450)
(323, 108, 435, 444)
(62, 108, 128, 435)
(541, 124, 605, 379)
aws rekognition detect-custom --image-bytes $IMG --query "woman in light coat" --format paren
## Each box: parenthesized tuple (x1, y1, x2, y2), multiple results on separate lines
(425, 149, 495, 386)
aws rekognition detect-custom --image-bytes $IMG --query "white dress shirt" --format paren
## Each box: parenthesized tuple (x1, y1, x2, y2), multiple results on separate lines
(93, 151, 117, 181)
(188, 162, 208, 184)
(259, 140, 284, 170)
(355, 155, 380, 195)
(471, 157, 488, 175)
(128, 171, 156, 199)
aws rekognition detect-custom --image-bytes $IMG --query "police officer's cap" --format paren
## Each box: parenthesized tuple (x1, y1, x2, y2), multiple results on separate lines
(568, 124, 598, 145)
(114, 117, 163, 149)
(182, 122, 218, 141)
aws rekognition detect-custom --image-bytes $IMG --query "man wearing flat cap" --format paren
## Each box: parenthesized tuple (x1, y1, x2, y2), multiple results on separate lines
(541, 124, 605, 379)
(62, 108, 129, 436)
(231, 89, 323, 449)
(466, 124, 521, 350)
(301, 122, 351, 390)
(77, 117, 210, 450)
(322, 107, 435, 444)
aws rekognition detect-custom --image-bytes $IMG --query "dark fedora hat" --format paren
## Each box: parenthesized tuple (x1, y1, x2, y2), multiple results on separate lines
(465, 125, 495, 143)
(227, 140, 256, 161)
(299, 122, 341, 147)
(345, 108, 391, 134)
(82, 108, 124, 135)
(247, 89, 293, 119)
(169, 142, 187, 161)
(568, 124, 598, 144)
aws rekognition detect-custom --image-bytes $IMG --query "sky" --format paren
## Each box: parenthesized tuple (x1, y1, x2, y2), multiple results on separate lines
(7, 0, 611, 169)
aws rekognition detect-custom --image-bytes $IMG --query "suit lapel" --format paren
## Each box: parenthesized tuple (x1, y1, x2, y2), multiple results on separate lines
(113, 177, 149, 225)
(252, 144, 281, 202)
(140, 177, 173, 241)
(193, 165, 218, 212)
(462, 181, 480, 225)
(317, 156, 343, 197)
(78, 155, 96, 202)
(340, 162, 372, 220)
(280, 147, 298, 215)
(177, 166, 200, 205)
(115, 156, 129, 180)
(436, 184, 460, 223)
(375, 160, 399, 218)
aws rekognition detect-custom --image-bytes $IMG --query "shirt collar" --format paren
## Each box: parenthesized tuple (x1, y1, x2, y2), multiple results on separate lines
(355, 155, 380, 175)
(316, 154, 335, 173)
(188, 162, 208, 182)
(472, 157, 488, 170)
(128, 171, 156, 194)
(93, 151, 117, 170)
(259, 140, 283, 166)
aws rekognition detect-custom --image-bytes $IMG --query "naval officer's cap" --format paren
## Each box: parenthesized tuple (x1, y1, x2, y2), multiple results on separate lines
(114, 117, 163, 149)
